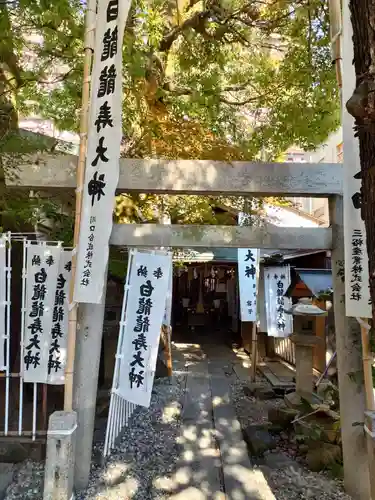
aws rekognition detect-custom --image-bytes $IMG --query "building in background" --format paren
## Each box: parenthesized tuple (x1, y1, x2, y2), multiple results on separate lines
(286, 129, 343, 223)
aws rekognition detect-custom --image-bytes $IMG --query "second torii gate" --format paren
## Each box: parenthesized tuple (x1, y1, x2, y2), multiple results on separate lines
(5, 156, 369, 497)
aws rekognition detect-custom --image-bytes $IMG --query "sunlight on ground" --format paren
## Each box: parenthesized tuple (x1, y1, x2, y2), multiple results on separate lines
(180, 426, 197, 442)
(101, 461, 129, 483)
(198, 434, 212, 449)
(227, 465, 276, 500)
(174, 343, 201, 349)
(161, 403, 181, 423)
(97, 463, 139, 498)
(174, 342, 205, 365)
(212, 396, 223, 406)
(174, 466, 192, 485)
(153, 476, 176, 492)
(232, 348, 252, 368)
(183, 449, 194, 462)
(201, 447, 220, 457)
(167, 341, 276, 499)
(153, 465, 273, 500)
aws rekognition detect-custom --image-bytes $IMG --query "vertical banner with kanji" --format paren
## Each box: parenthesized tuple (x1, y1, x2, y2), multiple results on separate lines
(47, 250, 72, 385)
(0, 235, 7, 369)
(342, 0, 371, 317)
(22, 244, 62, 383)
(74, 0, 132, 303)
(264, 266, 293, 338)
(163, 259, 173, 327)
(237, 248, 260, 321)
(117, 250, 172, 408)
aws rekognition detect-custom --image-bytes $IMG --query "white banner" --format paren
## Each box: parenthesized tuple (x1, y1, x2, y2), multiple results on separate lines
(258, 268, 268, 332)
(117, 250, 172, 407)
(47, 251, 72, 385)
(342, 1, 371, 317)
(163, 260, 173, 327)
(23, 244, 62, 383)
(264, 266, 293, 338)
(0, 235, 7, 369)
(74, 0, 132, 304)
(238, 248, 260, 322)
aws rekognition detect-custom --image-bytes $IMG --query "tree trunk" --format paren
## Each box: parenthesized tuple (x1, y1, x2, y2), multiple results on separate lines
(347, 0, 375, 319)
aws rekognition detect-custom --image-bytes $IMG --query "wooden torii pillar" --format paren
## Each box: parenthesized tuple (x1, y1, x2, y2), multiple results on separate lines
(5, 156, 368, 496)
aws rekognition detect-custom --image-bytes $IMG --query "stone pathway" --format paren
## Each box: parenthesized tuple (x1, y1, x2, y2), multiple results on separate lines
(170, 341, 350, 500)
(167, 342, 275, 499)
(4, 340, 351, 500)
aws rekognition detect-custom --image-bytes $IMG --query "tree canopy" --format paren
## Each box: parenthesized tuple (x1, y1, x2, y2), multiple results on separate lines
(0, 0, 340, 234)
(1, 0, 339, 154)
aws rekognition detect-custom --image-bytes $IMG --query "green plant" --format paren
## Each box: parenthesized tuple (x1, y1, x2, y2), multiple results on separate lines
(0, 0, 340, 234)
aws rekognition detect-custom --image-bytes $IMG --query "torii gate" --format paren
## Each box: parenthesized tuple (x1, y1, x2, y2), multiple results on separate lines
(10, 157, 338, 251)
(6, 155, 366, 496)
(8, 0, 373, 494)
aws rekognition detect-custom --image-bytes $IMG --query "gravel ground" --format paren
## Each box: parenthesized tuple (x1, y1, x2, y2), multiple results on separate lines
(258, 465, 352, 500)
(4, 461, 45, 500)
(230, 377, 352, 500)
(231, 376, 285, 426)
(5, 373, 186, 500)
(4, 359, 353, 500)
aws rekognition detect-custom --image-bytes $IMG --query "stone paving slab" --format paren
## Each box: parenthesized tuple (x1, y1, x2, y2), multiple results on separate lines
(170, 356, 223, 499)
(233, 362, 253, 382)
(173, 369, 234, 380)
(258, 363, 295, 389)
(181, 359, 211, 422)
(210, 374, 275, 499)
(170, 486, 225, 500)
(171, 343, 277, 499)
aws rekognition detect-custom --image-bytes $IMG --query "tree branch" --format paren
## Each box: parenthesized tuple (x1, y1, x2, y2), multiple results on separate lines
(159, 10, 212, 52)
(219, 96, 260, 105)
(164, 78, 265, 98)
(159, 0, 306, 54)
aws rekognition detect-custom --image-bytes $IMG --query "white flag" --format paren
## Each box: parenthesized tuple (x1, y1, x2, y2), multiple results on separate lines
(75, 0, 132, 303)
(238, 248, 260, 322)
(47, 250, 72, 385)
(23, 244, 62, 383)
(264, 266, 293, 338)
(117, 250, 172, 408)
(163, 259, 173, 327)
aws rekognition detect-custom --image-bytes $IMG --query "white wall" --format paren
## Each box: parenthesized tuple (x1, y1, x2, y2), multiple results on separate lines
(309, 128, 343, 221)
(308, 128, 343, 164)
(287, 128, 343, 223)
(19, 117, 79, 148)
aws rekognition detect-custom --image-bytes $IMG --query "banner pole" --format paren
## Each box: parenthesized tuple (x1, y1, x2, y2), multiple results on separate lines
(250, 254, 260, 382)
(64, 0, 97, 411)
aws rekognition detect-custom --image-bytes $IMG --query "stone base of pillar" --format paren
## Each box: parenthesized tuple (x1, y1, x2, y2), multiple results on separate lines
(43, 411, 77, 500)
(284, 390, 322, 408)
(284, 334, 323, 409)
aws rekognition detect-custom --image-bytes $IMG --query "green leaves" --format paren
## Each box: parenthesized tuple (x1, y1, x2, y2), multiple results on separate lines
(2, 0, 339, 160)
(0, 0, 339, 236)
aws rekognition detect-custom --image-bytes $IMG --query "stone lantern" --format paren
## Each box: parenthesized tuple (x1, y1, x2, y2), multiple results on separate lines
(284, 298, 327, 407)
